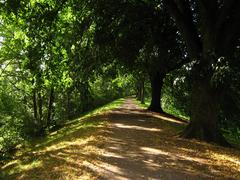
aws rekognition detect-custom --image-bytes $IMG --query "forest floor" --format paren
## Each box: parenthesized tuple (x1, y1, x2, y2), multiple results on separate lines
(1, 98, 240, 179)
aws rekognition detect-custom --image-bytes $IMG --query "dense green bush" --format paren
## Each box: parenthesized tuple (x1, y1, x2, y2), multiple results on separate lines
(0, 90, 25, 159)
(0, 69, 136, 159)
(0, 117, 23, 160)
(162, 67, 191, 119)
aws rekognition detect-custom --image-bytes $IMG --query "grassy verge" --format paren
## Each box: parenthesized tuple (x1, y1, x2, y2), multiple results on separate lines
(135, 98, 240, 148)
(30, 97, 125, 147)
(134, 98, 189, 120)
(133, 98, 150, 109)
(0, 98, 125, 179)
(223, 130, 240, 149)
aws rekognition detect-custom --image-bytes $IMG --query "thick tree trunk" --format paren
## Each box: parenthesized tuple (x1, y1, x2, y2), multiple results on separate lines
(148, 72, 165, 113)
(164, 0, 232, 146)
(182, 70, 230, 146)
(46, 87, 54, 127)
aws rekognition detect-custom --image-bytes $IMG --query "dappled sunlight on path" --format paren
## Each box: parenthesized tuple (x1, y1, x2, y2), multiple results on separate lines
(1, 98, 240, 179)
(85, 99, 240, 179)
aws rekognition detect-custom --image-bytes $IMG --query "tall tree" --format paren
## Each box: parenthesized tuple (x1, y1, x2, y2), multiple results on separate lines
(91, 0, 185, 113)
(164, 0, 240, 145)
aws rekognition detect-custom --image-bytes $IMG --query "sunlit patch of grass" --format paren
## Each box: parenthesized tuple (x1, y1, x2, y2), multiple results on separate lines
(135, 98, 190, 120)
(163, 107, 190, 120)
(135, 98, 240, 148)
(3, 159, 43, 175)
(67, 98, 125, 122)
(0, 98, 125, 179)
(133, 99, 186, 134)
(24, 98, 125, 148)
(223, 131, 240, 149)
(133, 98, 150, 109)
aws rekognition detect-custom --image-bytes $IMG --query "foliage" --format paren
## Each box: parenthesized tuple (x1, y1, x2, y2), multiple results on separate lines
(0, 77, 28, 159)
(0, 0, 240, 161)
(0, 0, 133, 159)
(162, 67, 191, 120)
(0, 98, 125, 178)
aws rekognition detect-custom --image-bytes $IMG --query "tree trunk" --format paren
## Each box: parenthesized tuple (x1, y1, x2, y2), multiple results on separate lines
(136, 83, 141, 101)
(140, 80, 145, 104)
(33, 89, 38, 121)
(37, 92, 45, 135)
(46, 87, 54, 127)
(38, 92, 43, 122)
(80, 84, 91, 113)
(148, 72, 165, 113)
(67, 90, 71, 119)
(32, 89, 45, 136)
(181, 69, 230, 146)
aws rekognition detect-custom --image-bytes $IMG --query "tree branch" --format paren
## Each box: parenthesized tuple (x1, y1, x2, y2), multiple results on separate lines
(216, 0, 240, 55)
(216, 0, 236, 30)
(164, 0, 202, 58)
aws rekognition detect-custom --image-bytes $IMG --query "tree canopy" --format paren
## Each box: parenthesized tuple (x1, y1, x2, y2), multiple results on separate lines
(0, 0, 240, 160)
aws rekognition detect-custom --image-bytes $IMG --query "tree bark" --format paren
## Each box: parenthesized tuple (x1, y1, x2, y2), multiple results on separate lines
(181, 65, 230, 146)
(37, 92, 45, 135)
(67, 90, 71, 119)
(140, 80, 145, 104)
(136, 83, 141, 101)
(32, 88, 45, 136)
(164, 0, 202, 58)
(38, 92, 43, 122)
(80, 84, 91, 113)
(148, 72, 165, 113)
(33, 89, 38, 121)
(46, 87, 54, 127)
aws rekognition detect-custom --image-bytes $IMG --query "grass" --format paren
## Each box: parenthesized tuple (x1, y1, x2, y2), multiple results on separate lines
(133, 98, 186, 133)
(134, 98, 240, 148)
(134, 97, 189, 120)
(1, 97, 240, 179)
(0, 98, 125, 179)
(133, 97, 150, 109)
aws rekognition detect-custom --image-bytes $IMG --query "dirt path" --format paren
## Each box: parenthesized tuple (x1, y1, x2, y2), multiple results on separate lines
(86, 98, 240, 179)
(1, 98, 240, 179)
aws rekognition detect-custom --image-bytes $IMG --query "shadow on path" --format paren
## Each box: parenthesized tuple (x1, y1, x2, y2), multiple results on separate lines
(85, 99, 240, 180)
(1, 98, 240, 180)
